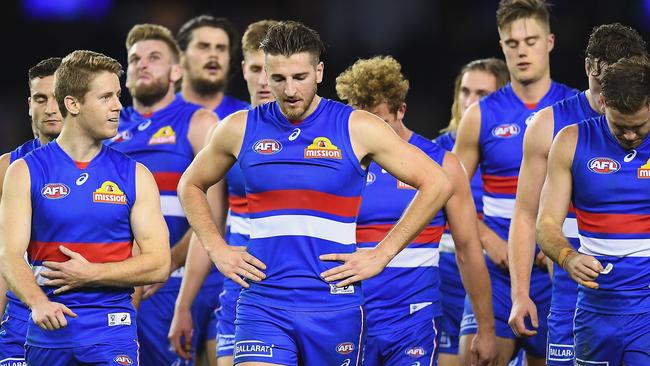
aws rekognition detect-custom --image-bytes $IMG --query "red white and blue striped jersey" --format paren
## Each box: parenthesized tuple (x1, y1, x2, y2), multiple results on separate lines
(237, 98, 365, 310)
(572, 116, 650, 314)
(5, 139, 42, 321)
(23, 141, 137, 347)
(358, 133, 446, 335)
(107, 96, 221, 291)
(549, 91, 600, 312)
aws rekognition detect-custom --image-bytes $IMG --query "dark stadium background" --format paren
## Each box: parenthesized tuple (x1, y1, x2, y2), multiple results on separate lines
(1, 0, 649, 152)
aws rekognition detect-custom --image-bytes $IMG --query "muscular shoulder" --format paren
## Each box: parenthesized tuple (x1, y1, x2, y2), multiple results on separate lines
(523, 106, 555, 156)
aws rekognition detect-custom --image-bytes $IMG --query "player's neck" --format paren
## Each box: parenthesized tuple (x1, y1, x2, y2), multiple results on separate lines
(584, 89, 604, 115)
(181, 83, 224, 111)
(133, 88, 176, 116)
(511, 74, 552, 105)
(393, 122, 412, 141)
(56, 122, 103, 162)
(38, 134, 55, 145)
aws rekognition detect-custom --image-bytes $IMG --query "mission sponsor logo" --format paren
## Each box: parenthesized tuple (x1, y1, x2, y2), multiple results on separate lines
(148, 126, 176, 145)
(336, 342, 355, 355)
(304, 137, 342, 159)
(41, 183, 70, 199)
(588, 157, 620, 174)
(93, 181, 127, 204)
(253, 139, 282, 155)
(405, 346, 426, 358)
(234, 340, 273, 358)
(638, 159, 650, 178)
(113, 355, 133, 365)
(491, 123, 520, 138)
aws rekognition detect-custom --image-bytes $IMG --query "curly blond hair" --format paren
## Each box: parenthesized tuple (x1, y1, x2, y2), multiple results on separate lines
(336, 56, 409, 114)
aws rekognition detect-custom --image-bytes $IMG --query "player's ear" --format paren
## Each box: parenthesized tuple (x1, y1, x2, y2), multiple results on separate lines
(64, 95, 80, 116)
(316, 61, 324, 84)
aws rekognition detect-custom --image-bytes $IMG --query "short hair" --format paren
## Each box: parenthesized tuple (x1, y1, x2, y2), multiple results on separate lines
(176, 15, 239, 59)
(496, 0, 551, 32)
(242, 20, 280, 57)
(28, 57, 62, 87)
(260, 21, 325, 64)
(335, 56, 409, 114)
(126, 23, 181, 62)
(443, 58, 510, 133)
(585, 23, 648, 78)
(601, 56, 650, 114)
(55, 50, 123, 118)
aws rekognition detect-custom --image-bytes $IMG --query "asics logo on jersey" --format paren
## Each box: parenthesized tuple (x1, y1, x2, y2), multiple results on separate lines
(138, 120, 151, 131)
(491, 123, 520, 138)
(340, 359, 351, 366)
(253, 139, 282, 155)
(588, 157, 620, 174)
(41, 183, 70, 199)
(113, 355, 133, 365)
(336, 342, 355, 355)
(93, 181, 127, 204)
(149, 126, 176, 145)
(288, 128, 301, 141)
(405, 346, 426, 358)
(76, 173, 89, 186)
(624, 150, 637, 162)
(304, 137, 342, 159)
(638, 159, 650, 179)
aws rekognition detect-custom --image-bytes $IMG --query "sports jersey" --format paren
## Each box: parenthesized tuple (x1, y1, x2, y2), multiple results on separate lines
(357, 133, 445, 334)
(237, 98, 365, 310)
(24, 141, 137, 348)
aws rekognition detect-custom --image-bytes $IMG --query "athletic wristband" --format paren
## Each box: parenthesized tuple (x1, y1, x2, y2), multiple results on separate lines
(558, 247, 576, 269)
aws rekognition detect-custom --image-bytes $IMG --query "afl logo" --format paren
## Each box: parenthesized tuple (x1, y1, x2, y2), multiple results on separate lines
(253, 139, 282, 155)
(336, 342, 355, 355)
(588, 157, 620, 174)
(113, 355, 133, 365)
(366, 172, 376, 185)
(405, 346, 427, 358)
(41, 183, 70, 199)
(492, 124, 520, 138)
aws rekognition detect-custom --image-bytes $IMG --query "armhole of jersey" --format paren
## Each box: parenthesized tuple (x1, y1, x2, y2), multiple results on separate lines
(23, 155, 38, 207)
(9, 150, 17, 164)
(551, 105, 560, 138)
(182, 106, 201, 158)
(340, 109, 368, 177)
(236, 109, 255, 165)
(127, 158, 137, 208)
(477, 101, 489, 147)
(570, 123, 585, 176)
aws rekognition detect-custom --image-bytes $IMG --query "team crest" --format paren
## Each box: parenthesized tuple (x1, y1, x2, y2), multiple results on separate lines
(113, 355, 133, 365)
(491, 123, 520, 138)
(41, 183, 70, 199)
(253, 139, 282, 155)
(588, 157, 620, 174)
(638, 159, 650, 178)
(304, 137, 342, 159)
(93, 181, 127, 204)
(366, 172, 376, 185)
(148, 126, 176, 145)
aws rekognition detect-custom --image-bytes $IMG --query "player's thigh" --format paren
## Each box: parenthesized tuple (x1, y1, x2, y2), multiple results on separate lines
(205, 338, 218, 366)
(217, 355, 234, 366)
(438, 353, 459, 366)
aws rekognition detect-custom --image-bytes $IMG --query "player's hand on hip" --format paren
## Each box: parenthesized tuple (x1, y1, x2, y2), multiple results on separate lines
(563, 253, 602, 289)
(319, 248, 392, 287)
(471, 328, 498, 366)
(210, 246, 266, 288)
(41, 245, 97, 294)
(168, 306, 194, 359)
(508, 294, 538, 337)
(31, 299, 77, 331)
(534, 250, 549, 271)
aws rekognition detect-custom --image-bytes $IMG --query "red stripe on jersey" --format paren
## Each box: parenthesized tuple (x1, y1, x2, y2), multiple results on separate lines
(228, 195, 248, 215)
(482, 174, 518, 195)
(28, 241, 133, 262)
(247, 190, 361, 217)
(153, 172, 182, 192)
(568, 202, 576, 214)
(356, 224, 444, 245)
(576, 209, 650, 234)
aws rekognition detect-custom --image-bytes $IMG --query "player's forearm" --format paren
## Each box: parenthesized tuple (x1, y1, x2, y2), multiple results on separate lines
(175, 239, 213, 310)
(376, 177, 452, 259)
(455, 238, 496, 332)
(508, 209, 537, 298)
(536, 218, 574, 265)
(478, 221, 502, 250)
(0, 255, 48, 309)
(92, 251, 170, 287)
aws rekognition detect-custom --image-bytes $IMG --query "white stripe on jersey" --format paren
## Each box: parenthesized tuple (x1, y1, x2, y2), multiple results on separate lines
(562, 217, 578, 239)
(439, 233, 455, 253)
(226, 212, 251, 235)
(250, 215, 356, 245)
(579, 235, 650, 257)
(160, 195, 185, 217)
(482, 196, 515, 219)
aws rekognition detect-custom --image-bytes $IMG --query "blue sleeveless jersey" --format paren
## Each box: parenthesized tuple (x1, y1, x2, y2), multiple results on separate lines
(24, 141, 137, 347)
(479, 82, 577, 276)
(572, 116, 650, 314)
(107, 96, 221, 291)
(175, 92, 249, 121)
(5, 139, 43, 321)
(237, 99, 365, 310)
(549, 91, 600, 312)
(358, 133, 446, 335)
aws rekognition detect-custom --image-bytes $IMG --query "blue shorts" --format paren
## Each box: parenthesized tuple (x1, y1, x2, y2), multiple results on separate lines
(363, 316, 440, 366)
(25, 339, 139, 366)
(439, 252, 465, 355)
(0, 314, 27, 365)
(574, 308, 650, 366)
(233, 302, 365, 365)
(459, 262, 550, 358)
(216, 288, 239, 358)
(137, 285, 221, 366)
(546, 310, 575, 366)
